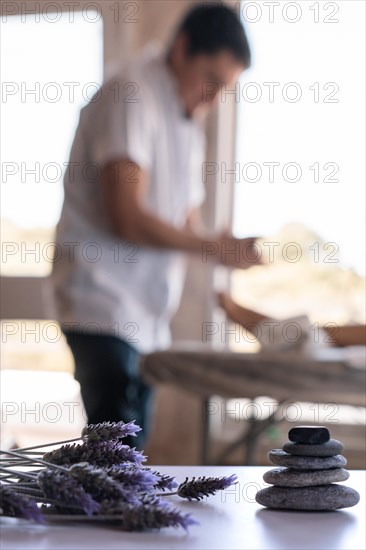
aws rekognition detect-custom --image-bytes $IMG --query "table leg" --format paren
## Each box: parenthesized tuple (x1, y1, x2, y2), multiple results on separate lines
(215, 400, 287, 465)
(201, 398, 211, 465)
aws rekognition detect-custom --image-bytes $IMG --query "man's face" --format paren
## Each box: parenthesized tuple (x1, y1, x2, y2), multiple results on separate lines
(174, 38, 245, 118)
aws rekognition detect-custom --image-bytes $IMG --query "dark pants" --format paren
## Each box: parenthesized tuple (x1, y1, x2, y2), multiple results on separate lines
(63, 330, 153, 449)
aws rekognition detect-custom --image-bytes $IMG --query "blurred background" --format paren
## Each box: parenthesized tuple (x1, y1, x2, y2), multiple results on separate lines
(1, 1, 365, 466)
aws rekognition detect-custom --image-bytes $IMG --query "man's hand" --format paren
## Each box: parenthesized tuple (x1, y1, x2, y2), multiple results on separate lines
(102, 159, 263, 271)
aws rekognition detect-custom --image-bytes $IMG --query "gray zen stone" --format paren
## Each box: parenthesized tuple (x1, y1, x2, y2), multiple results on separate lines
(283, 439, 344, 457)
(268, 449, 347, 470)
(255, 484, 360, 510)
(263, 467, 349, 487)
(289, 425, 330, 445)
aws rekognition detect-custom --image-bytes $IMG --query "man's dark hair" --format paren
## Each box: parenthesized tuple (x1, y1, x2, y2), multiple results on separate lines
(177, 3, 251, 67)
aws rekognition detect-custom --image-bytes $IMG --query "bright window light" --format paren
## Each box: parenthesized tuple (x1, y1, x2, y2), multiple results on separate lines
(1, 10, 103, 276)
(234, 0, 365, 276)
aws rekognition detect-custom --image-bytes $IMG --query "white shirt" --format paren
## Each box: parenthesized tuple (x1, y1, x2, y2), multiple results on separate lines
(51, 48, 206, 353)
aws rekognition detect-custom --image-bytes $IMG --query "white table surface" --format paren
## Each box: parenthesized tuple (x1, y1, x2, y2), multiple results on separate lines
(1, 466, 364, 550)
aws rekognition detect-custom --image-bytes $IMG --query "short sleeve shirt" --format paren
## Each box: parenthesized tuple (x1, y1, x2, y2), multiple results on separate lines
(51, 48, 206, 353)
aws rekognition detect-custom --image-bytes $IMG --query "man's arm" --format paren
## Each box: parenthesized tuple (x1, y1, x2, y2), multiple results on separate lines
(101, 158, 261, 269)
(102, 159, 206, 252)
(185, 207, 206, 235)
(323, 325, 366, 347)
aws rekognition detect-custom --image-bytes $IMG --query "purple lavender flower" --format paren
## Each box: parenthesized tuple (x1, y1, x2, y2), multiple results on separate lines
(44, 441, 146, 467)
(105, 465, 160, 491)
(0, 485, 45, 524)
(80, 441, 146, 467)
(38, 469, 101, 516)
(177, 474, 238, 501)
(143, 469, 179, 492)
(43, 443, 84, 466)
(81, 421, 141, 442)
(69, 463, 136, 502)
(101, 494, 197, 531)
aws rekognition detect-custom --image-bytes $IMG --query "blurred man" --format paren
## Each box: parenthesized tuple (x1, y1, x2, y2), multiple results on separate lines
(52, 4, 258, 446)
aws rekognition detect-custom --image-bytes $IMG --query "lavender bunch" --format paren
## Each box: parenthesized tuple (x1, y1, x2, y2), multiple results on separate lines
(176, 475, 238, 501)
(44, 441, 146, 468)
(81, 421, 141, 442)
(1, 420, 239, 533)
(38, 469, 100, 516)
(0, 485, 45, 524)
(101, 494, 197, 531)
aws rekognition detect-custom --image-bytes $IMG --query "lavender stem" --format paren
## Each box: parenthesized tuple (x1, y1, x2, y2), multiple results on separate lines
(0, 438, 81, 454)
(0, 449, 69, 472)
(0, 466, 38, 480)
(0, 460, 37, 467)
(44, 514, 128, 522)
(9, 487, 44, 498)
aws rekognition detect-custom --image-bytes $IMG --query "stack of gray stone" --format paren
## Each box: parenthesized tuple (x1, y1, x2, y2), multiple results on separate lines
(256, 426, 360, 510)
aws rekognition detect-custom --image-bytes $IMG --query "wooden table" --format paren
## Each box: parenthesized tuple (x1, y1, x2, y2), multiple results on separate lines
(1, 466, 364, 550)
(142, 347, 366, 464)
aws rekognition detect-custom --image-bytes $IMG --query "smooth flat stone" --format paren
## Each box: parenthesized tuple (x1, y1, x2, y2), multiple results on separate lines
(283, 439, 344, 457)
(289, 425, 330, 444)
(255, 484, 360, 510)
(263, 467, 349, 487)
(268, 449, 347, 470)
